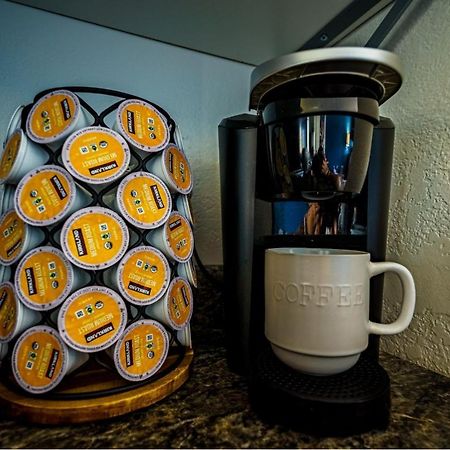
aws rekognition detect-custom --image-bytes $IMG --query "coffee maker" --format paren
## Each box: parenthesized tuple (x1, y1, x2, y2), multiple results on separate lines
(219, 47, 403, 435)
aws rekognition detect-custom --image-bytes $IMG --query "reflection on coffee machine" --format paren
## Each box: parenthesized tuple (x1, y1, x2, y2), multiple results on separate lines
(219, 47, 403, 435)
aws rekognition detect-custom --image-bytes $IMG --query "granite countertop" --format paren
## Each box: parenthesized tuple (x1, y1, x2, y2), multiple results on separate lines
(0, 268, 449, 449)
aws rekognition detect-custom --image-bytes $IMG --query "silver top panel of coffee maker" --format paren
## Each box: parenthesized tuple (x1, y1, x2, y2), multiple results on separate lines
(250, 47, 403, 110)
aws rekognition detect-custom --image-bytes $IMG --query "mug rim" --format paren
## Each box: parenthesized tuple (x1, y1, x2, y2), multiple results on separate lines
(266, 247, 368, 257)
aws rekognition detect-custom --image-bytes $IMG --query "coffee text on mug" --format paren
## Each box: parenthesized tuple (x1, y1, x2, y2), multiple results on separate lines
(273, 281, 364, 307)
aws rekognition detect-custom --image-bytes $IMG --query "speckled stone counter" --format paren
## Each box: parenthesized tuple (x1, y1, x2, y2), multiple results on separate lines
(0, 267, 449, 449)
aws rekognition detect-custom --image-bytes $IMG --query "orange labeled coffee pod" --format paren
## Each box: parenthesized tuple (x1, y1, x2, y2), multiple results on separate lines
(145, 277, 193, 331)
(0, 129, 48, 184)
(114, 99, 170, 153)
(115, 172, 172, 229)
(57, 286, 128, 353)
(14, 165, 90, 227)
(0, 282, 41, 343)
(105, 246, 171, 306)
(175, 194, 194, 224)
(0, 209, 45, 266)
(147, 211, 194, 263)
(12, 325, 89, 394)
(15, 246, 89, 311)
(146, 144, 193, 194)
(0, 184, 15, 216)
(25, 89, 89, 150)
(62, 126, 131, 184)
(61, 206, 129, 270)
(176, 259, 198, 288)
(109, 319, 169, 382)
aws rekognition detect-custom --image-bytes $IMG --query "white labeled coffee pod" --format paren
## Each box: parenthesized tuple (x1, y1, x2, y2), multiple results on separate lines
(0, 129, 48, 185)
(115, 171, 172, 230)
(12, 325, 89, 394)
(109, 319, 169, 382)
(14, 165, 90, 227)
(145, 277, 193, 331)
(57, 285, 128, 353)
(175, 194, 194, 225)
(26, 89, 90, 150)
(3, 104, 24, 148)
(0, 282, 41, 343)
(105, 245, 171, 306)
(176, 259, 198, 288)
(146, 144, 193, 195)
(62, 126, 131, 185)
(61, 206, 129, 270)
(0, 209, 45, 266)
(15, 246, 89, 311)
(114, 99, 170, 153)
(0, 184, 15, 215)
(147, 211, 194, 264)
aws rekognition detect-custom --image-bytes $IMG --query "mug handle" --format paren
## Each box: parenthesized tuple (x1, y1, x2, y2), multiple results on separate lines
(367, 261, 416, 335)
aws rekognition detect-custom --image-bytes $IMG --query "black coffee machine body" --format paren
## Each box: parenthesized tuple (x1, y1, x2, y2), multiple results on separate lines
(219, 48, 403, 435)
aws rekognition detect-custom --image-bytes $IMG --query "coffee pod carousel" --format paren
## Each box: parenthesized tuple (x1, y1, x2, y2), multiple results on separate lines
(0, 87, 196, 424)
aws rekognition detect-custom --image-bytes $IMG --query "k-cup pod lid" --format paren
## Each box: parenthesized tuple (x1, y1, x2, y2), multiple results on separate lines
(15, 246, 74, 311)
(61, 206, 129, 270)
(3, 105, 24, 148)
(0, 209, 30, 266)
(116, 172, 172, 229)
(175, 194, 194, 225)
(176, 259, 197, 288)
(163, 145, 193, 194)
(113, 319, 169, 382)
(165, 277, 193, 330)
(115, 99, 170, 153)
(0, 129, 23, 184)
(12, 325, 69, 394)
(163, 212, 194, 263)
(26, 90, 84, 145)
(14, 165, 77, 226)
(117, 246, 171, 306)
(58, 286, 127, 353)
(62, 126, 131, 184)
(0, 282, 18, 343)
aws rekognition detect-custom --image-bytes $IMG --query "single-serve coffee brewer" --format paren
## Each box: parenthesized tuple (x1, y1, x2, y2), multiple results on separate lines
(219, 47, 415, 435)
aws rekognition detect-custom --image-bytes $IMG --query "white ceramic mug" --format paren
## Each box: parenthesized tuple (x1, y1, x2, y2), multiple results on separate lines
(265, 248, 416, 376)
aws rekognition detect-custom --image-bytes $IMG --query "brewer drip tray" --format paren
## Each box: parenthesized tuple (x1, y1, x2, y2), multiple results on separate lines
(249, 345, 390, 436)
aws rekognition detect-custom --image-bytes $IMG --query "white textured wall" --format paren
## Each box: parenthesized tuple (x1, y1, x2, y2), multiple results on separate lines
(0, 0, 253, 265)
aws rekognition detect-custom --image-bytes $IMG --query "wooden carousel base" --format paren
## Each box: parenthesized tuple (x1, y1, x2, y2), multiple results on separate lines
(0, 348, 193, 425)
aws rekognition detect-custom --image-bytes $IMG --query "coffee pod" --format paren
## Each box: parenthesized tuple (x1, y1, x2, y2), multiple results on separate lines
(57, 286, 128, 353)
(12, 325, 89, 394)
(25, 89, 90, 150)
(0, 265, 11, 284)
(176, 259, 198, 288)
(114, 99, 170, 153)
(146, 144, 193, 195)
(176, 324, 192, 348)
(2, 104, 24, 148)
(175, 194, 194, 224)
(0, 184, 15, 215)
(0, 209, 45, 266)
(61, 207, 129, 270)
(108, 319, 169, 382)
(147, 212, 194, 264)
(15, 246, 89, 311)
(62, 126, 131, 185)
(0, 129, 48, 184)
(0, 282, 41, 343)
(14, 165, 91, 227)
(105, 246, 171, 306)
(115, 172, 172, 229)
(145, 277, 193, 331)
